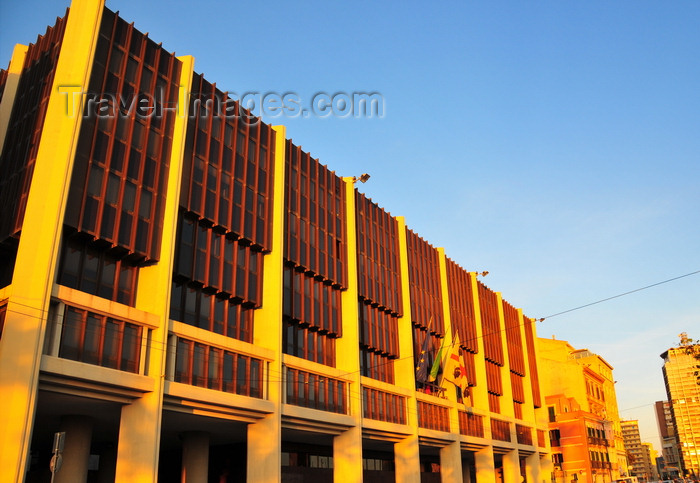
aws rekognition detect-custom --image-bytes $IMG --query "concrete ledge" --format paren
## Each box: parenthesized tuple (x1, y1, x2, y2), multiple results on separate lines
(39, 355, 154, 403)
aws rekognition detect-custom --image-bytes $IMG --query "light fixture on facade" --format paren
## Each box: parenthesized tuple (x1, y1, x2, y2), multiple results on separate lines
(352, 173, 371, 184)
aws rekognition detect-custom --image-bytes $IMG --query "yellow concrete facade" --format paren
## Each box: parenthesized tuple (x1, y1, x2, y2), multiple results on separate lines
(0, 1, 550, 482)
(537, 338, 628, 483)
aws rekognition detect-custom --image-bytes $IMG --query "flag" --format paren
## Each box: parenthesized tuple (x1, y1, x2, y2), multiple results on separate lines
(428, 335, 448, 382)
(415, 328, 433, 384)
(442, 333, 469, 400)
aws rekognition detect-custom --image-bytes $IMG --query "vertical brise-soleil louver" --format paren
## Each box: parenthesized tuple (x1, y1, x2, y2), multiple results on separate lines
(283, 142, 346, 336)
(0, 12, 68, 242)
(355, 193, 401, 358)
(170, 71, 275, 340)
(445, 257, 479, 386)
(65, 8, 182, 262)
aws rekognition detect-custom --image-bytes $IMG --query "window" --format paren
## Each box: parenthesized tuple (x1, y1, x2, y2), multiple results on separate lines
(59, 305, 142, 373)
(417, 401, 450, 432)
(57, 237, 138, 306)
(174, 338, 262, 398)
(285, 366, 346, 414)
(362, 387, 406, 424)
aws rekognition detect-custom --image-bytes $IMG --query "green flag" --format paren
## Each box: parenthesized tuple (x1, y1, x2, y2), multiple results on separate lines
(428, 335, 448, 382)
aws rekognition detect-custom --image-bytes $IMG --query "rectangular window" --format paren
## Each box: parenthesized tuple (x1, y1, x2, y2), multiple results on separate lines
(58, 305, 142, 373)
(417, 401, 450, 432)
(174, 337, 263, 398)
(285, 366, 346, 414)
(362, 387, 406, 424)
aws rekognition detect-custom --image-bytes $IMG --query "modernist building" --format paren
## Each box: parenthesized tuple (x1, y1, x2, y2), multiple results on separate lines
(620, 420, 655, 482)
(537, 337, 628, 483)
(654, 400, 682, 479)
(661, 334, 700, 479)
(0, 1, 551, 482)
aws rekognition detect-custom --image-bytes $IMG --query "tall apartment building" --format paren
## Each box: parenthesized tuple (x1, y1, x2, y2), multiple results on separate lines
(642, 443, 660, 482)
(655, 400, 682, 479)
(537, 337, 628, 483)
(0, 1, 551, 482)
(661, 334, 700, 479)
(620, 420, 655, 482)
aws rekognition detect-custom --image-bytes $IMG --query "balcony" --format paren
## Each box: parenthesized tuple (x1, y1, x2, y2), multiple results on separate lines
(587, 436, 610, 447)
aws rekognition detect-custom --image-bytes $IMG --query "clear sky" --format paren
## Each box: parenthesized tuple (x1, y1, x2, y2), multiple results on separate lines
(2, 0, 699, 451)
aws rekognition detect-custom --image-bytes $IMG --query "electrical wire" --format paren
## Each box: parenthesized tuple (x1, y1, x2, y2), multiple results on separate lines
(538, 269, 700, 321)
(2, 268, 698, 422)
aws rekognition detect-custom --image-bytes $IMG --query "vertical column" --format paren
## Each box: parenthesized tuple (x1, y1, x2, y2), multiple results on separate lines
(0, 43, 27, 152)
(181, 432, 209, 483)
(440, 441, 464, 483)
(501, 449, 519, 483)
(524, 452, 542, 483)
(55, 416, 93, 483)
(246, 125, 286, 483)
(437, 247, 464, 482)
(474, 446, 496, 483)
(394, 216, 420, 483)
(114, 54, 194, 481)
(0, 1, 104, 480)
(333, 178, 363, 483)
(395, 437, 422, 483)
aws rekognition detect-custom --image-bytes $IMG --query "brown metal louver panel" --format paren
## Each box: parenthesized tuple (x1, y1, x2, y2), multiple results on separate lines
(355, 192, 401, 373)
(358, 300, 399, 357)
(64, 8, 182, 263)
(179, 73, 274, 250)
(478, 281, 504, 365)
(510, 370, 525, 404)
(282, 265, 341, 337)
(523, 316, 542, 407)
(405, 229, 444, 334)
(284, 141, 347, 287)
(355, 192, 402, 314)
(0, 11, 68, 242)
(485, 359, 503, 396)
(445, 257, 479, 353)
(463, 350, 478, 388)
(173, 212, 263, 307)
(503, 300, 526, 376)
(282, 142, 346, 367)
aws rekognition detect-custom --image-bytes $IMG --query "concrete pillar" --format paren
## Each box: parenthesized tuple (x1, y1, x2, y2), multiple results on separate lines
(395, 435, 421, 483)
(540, 454, 554, 483)
(0, 2, 104, 480)
(524, 452, 542, 483)
(247, 414, 280, 483)
(334, 426, 363, 483)
(474, 446, 495, 483)
(331, 178, 364, 483)
(246, 125, 286, 483)
(502, 450, 520, 483)
(440, 441, 464, 483)
(114, 53, 194, 482)
(54, 416, 93, 483)
(181, 431, 209, 483)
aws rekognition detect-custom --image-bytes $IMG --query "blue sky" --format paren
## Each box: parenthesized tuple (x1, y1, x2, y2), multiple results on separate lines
(2, 0, 699, 449)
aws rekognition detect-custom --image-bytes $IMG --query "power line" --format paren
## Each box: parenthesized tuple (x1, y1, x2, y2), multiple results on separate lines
(539, 269, 700, 321)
